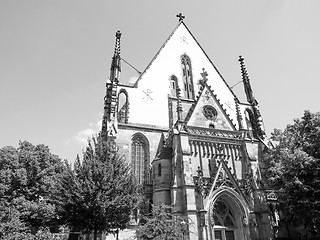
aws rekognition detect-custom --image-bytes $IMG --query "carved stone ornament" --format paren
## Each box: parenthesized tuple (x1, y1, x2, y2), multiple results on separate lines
(202, 105, 218, 121)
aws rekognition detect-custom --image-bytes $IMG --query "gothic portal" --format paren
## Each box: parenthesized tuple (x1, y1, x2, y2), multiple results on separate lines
(101, 15, 277, 240)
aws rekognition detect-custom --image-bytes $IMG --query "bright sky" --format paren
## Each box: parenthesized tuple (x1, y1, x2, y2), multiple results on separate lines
(1, 1, 319, 163)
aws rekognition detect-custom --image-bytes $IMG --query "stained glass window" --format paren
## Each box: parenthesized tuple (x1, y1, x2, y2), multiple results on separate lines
(131, 134, 149, 184)
(181, 54, 194, 99)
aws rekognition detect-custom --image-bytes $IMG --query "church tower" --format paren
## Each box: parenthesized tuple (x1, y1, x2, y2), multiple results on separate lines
(102, 14, 277, 240)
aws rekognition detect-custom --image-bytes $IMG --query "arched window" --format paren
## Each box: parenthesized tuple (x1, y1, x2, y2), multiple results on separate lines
(181, 54, 194, 99)
(117, 89, 129, 123)
(212, 199, 236, 240)
(169, 75, 178, 97)
(131, 133, 150, 184)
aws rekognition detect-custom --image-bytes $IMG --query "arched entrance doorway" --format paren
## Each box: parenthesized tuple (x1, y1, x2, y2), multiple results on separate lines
(208, 187, 250, 240)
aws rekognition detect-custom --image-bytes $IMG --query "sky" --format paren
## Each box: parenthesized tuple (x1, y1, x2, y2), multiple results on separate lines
(1, 1, 319, 163)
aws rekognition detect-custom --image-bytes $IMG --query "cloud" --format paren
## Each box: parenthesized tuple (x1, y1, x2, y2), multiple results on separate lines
(73, 118, 102, 145)
(128, 76, 138, 84)
(74, 128, 96, 145)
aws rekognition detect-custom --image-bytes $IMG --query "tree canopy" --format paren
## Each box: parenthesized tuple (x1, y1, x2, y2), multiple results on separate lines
(264, 110, 320, 238)
(55, 137, 140, 240)
(0, 141, 65, 239)
(136, 204, 188, 240)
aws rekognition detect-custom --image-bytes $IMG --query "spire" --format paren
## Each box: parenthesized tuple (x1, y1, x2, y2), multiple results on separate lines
(238, 56, 266, 140)
(110, 30, 122, 83)
(239, 56, 255, 105)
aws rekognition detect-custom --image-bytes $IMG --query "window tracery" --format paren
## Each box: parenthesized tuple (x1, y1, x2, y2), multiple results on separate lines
(131, 134, 150, 184)
(203, 105, 218, 121)
(212, 199, 236, 240)
(212, 200, 235, 227)
(181, 54, 194, 99)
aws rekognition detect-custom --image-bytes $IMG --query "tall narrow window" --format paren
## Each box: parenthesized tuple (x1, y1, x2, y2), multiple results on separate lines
(131, 134, 150, 184)
(158, 163, 162, 176)
(117, 90, 129, 123)
(181, 54, 194, 99)
(169, 75, 178, 97)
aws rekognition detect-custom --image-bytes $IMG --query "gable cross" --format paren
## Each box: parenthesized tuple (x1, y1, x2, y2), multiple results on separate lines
(201, 68, 208, 82)
(176, 13, 185, 22)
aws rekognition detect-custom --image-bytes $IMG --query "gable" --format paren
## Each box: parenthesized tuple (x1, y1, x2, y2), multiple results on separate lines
(208, 159, 251, 206)
(186, 84, 236, 131)
(119, 21, 239, 129)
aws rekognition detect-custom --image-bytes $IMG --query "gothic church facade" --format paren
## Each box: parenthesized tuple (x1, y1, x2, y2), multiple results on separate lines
(101, 15, 277, 240)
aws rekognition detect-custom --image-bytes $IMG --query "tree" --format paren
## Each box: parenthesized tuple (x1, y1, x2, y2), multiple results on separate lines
(55, 136, 140, 240)
(264, 111, 320, 239)
(136, 204, 188, 240)
(0, 141, 65, 239)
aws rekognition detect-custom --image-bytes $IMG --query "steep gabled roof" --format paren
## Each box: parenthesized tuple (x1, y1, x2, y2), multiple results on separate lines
(133, 21, 182, 87)
(133, 20, 238, 101)
(184, 82, 237, 131)
(208, 159, 252, 207)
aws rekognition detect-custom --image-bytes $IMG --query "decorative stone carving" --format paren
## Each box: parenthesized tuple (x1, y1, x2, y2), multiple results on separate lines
(188, 126, 243, 139)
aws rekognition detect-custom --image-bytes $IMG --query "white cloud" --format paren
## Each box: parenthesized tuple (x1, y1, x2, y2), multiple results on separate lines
(128, 75, 138, 84)
(74, 128, 96, 145)
(73, 117, 102, 145)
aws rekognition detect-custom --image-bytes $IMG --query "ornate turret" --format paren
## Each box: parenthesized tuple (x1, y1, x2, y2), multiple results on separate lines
(239, 56, 256, 105)
(101, 31, 122, 144)
(110, 30, 122, 83)
(239, 56, 266, 139)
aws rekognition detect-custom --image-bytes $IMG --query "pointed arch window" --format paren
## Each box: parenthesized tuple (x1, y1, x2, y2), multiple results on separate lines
(212, 199, 236, 240)
(169, 75, 178, 97)
(131, 134, 150, 184)
(181, 54, 194, 99)
(117, 89, 129, 123)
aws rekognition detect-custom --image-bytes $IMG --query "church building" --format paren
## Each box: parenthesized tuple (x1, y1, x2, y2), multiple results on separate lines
(101, 14, 278, 240)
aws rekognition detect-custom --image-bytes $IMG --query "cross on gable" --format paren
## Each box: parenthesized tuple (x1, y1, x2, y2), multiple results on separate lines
(180, 36, 188, 44)
(143, 89, 153, 101)
(176, 13, 185, 22)
(201, 68, 208, 82)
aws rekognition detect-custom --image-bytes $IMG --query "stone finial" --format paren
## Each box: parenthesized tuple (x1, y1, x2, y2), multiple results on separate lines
(176, 13, 185, 22)
(114, 30, 122, 56)
(239, 56, 254, 104)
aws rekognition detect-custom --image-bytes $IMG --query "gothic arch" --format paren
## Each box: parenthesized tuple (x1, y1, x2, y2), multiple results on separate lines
(117, 89, 129, 123)
(207, 187, 250, 240)
(130, 133, 150, 184)
(169, 75, 178, 97)
(181, 54, 194, 99)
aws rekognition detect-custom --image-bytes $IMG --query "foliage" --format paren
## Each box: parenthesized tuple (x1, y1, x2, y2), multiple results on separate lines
(136, 204, 188, 240)
(0, 141, 66, 239)
(55, 136, 140, 240)
(264, 111, 320, 238)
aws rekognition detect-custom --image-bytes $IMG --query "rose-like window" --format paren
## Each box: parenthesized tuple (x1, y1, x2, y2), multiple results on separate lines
(202, 105, 217, 121)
